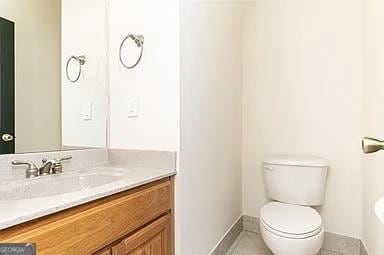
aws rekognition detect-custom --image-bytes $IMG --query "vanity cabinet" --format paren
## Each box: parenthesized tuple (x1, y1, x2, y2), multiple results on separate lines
(109, 214, 170, 255)
(0, 177, 174, 255)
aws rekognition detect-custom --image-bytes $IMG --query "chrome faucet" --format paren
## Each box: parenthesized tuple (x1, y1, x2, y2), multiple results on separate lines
(39, 159, 54, 176)
(12, 156, 72, 178)
(11, 161, 39, 178)
(40, 156, 72, 175)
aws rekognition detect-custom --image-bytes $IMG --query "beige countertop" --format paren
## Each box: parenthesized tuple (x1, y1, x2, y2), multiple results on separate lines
(0, 165, 176, 230)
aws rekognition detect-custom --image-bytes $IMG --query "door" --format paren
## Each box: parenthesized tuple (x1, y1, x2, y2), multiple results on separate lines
(362, 0, 384, 253)
(0, 17, 15, 154)
(112, 215, 171, 255)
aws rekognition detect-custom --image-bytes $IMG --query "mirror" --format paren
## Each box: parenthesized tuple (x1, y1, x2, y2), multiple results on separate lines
(0, 0, 108, 154)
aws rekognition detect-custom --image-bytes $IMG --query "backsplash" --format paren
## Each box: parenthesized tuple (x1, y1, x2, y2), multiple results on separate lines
(108, 149, 177, 170)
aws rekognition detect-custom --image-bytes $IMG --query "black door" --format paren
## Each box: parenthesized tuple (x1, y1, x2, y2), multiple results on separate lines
(0, 17, 15, 154)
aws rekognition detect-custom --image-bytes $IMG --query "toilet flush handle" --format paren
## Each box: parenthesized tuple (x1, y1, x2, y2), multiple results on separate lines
(264, 165, 274, 171)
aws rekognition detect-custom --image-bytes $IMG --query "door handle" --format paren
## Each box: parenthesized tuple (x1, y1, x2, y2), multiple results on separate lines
(2, 134, 13, 142)
(362, 137, 384, 154)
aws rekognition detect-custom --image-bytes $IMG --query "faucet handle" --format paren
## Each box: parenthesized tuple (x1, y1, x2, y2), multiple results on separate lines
(50, 156, 71, 174)
(42, 156, 71, 164)
(12, 160, 38, 169)
(11, 160, 39, 178)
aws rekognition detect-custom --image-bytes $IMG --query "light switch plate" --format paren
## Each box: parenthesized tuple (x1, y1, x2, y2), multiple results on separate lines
(82, 102, 92, 120)
(127, 97, 139, 118)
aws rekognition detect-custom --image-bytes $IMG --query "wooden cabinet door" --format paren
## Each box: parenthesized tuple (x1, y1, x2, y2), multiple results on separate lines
(112, 215, 170, 255)
(95, 250, 112, 255)
(130, 234, 162, 255)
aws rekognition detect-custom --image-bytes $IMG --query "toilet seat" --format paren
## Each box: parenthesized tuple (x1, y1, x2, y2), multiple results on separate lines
(260, 202, 322, 239)
(261, 219, 322, 239)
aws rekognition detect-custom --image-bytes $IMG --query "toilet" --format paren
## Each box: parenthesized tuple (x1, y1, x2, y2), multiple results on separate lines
(260, 155, 329, 255)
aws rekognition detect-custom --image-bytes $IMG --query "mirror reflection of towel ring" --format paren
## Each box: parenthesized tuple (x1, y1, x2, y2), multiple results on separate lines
(119, 34, 144, 69)
(66, 55, 86, 83)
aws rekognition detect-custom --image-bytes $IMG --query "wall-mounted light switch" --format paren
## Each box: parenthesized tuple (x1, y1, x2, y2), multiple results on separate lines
(83, 102, 92, 120)
(128, 97, 139, 118)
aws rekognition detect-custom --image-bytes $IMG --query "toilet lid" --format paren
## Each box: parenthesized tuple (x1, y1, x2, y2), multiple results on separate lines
(260, 202, 322, 235)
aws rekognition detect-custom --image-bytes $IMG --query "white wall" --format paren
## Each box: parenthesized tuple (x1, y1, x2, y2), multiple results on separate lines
(61, 0, 107, 148)
(242, 0, 363, 238)
(107, 0, 179, 151)
(107, 2, 243, 254)
(106, 1, 182, 254)
(0, 0, 61, 153)
(362, 0, 384, 253)
(179, 1, 244, 254)
(105, 0, 373, 253)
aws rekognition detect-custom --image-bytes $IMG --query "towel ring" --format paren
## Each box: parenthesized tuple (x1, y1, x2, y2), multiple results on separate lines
(66, 55, 86, 83)
(119, 34, 144, 69)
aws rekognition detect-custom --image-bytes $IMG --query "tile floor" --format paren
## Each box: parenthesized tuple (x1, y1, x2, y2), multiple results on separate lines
(226, 231, 341, 255)
(226, 231, 272, 255)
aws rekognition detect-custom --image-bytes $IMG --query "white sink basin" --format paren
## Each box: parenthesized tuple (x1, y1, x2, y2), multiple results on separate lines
(0, 174, 120, 201)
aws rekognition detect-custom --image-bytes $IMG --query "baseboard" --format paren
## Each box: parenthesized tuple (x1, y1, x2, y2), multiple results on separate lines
(243, 215, 260, 233)
(322, 232, 361, 255)
(243, 215, 363, 255)
(210, 215, 243, 255)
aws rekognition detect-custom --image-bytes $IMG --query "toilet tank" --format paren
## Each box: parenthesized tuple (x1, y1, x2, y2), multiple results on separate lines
(263, 155, 329, 206)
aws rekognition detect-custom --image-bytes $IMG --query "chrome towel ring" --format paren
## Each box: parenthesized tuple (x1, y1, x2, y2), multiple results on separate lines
(119, 34, 144, 69)
(66, 55, 86, 83)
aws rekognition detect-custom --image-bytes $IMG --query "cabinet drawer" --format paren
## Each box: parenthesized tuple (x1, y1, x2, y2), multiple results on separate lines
(112, 214, 171, 255)
(0, 180, 172, 255)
